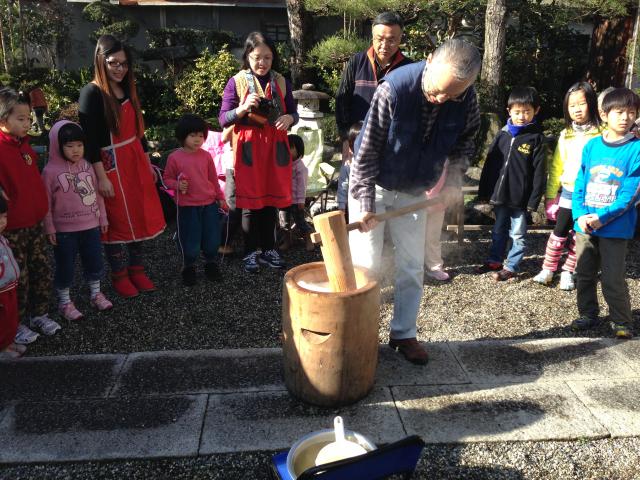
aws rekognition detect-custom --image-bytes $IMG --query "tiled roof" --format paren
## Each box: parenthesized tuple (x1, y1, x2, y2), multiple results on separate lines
(118, 0, 284, 6)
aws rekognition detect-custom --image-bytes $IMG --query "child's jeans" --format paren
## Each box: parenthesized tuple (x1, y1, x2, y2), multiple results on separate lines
(53, 227, 104, 289)
(488, 205, 527, 272)
(575, 232, 632, 325)
(279, 205, 311, 234)
(177, 202, 221, 267)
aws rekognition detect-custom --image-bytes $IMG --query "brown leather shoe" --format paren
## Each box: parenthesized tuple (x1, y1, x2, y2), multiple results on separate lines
(492, 268, 517, 282)
(389, 338, 429, 365)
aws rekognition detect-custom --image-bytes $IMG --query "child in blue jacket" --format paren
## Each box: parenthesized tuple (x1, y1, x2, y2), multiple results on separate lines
(571, 87, 640, 339)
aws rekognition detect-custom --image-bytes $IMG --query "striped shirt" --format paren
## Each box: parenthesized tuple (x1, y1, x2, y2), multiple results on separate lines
(350, 74, 481, 213)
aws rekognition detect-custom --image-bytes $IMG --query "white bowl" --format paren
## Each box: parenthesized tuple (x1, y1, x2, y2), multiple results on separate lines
(286, 429, 376, 478)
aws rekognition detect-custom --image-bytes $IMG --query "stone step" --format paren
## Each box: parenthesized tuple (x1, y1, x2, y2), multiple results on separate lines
(1, 338, 639, 464)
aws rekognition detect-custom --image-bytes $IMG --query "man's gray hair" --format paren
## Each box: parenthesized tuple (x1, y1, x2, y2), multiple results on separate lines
(431, 38, 481, 81)
(0, 87, 21, 121)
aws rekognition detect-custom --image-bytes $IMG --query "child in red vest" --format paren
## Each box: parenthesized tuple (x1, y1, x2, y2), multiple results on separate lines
(0, 88, 60, 345)
(0, 195, 24, 358)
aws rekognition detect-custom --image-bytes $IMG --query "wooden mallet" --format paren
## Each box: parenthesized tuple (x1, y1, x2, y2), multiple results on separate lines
(311, 197, 442, 293)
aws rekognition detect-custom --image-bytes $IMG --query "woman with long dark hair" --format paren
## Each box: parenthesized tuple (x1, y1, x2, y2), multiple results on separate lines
(218, 32, 298, 273)
(79, 34, 165, 298)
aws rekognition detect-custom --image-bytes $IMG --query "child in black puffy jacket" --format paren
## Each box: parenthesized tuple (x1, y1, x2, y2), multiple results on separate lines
(477, 86, 547, 281)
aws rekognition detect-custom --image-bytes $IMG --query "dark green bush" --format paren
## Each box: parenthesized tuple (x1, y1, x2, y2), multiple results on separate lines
(40, 68, 92, 121)
(542, 117, 565, 139)
(145, 124, 179, 151)
(135, 67, 182, 125)
(82, 1, 139, 42)
(147, 27, 233, 53)
(503, 2, 590, 119)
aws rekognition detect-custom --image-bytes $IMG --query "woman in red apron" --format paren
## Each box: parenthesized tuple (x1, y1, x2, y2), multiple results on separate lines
(79, 35, 165, 298)
(218, 32, 298, 274)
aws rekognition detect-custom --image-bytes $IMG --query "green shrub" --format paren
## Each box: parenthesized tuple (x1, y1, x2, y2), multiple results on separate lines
(174, 46, 239, 119)
(308, 32, 368, 97)
(275, 41, 293, 78)
(308, 32, 368, 68)
(320, 113, 340, 145)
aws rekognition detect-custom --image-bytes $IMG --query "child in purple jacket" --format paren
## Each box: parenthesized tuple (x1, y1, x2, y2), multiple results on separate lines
(42, 121, 112, 321)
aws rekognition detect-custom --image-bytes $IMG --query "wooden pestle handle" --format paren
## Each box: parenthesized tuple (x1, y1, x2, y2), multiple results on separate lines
(310, 196, 442, 244)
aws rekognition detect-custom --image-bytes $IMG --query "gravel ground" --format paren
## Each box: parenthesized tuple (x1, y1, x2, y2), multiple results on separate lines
(10, 220, 640, 479)
(25, 225, 640, 357)
(3, 438, 640, 479)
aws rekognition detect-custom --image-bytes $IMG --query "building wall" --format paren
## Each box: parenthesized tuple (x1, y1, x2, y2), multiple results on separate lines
(64, 2, 290, 69)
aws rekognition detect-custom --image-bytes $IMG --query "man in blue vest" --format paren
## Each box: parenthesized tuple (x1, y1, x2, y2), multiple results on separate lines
(335, 11, 412, 162)
(349, 39, 481, 365)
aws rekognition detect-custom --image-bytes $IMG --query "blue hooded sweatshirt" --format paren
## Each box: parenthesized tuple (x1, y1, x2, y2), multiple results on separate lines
(572, 134, 640, 239)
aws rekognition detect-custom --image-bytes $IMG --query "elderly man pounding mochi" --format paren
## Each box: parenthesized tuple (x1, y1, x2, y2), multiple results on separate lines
(348, 39, 481, 365)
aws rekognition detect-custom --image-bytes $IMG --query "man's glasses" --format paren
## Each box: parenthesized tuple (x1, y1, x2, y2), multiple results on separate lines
(106, 59, 129, 70)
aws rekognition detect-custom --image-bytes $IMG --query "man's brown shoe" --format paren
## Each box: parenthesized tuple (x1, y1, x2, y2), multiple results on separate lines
(389, 338, 429, 365)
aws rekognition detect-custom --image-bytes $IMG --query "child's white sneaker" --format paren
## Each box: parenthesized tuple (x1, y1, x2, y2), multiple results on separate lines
(14, 324, 39, 345)
(559, 271, 575, 291)
(533, 269, 554, 285)
(30, 313, 62, 335)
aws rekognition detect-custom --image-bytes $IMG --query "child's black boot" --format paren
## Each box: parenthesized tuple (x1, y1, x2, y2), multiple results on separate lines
(182, 265, 197, 286)
(204, 262, 221, 282)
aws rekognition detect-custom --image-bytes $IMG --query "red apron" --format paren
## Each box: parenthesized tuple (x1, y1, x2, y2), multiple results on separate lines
(100, 100, 165, 243)
(234, 82, 292, 210)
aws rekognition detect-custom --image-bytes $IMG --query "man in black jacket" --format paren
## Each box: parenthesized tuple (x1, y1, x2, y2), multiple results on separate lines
(335, 12, 412, 161)
(478, 86, 547, 281)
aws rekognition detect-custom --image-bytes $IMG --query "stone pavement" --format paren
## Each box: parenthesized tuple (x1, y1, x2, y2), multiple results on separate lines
(1, 337, 639, 464)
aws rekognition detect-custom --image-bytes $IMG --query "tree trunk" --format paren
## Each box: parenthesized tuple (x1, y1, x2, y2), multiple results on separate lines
(16, 0, 26, 66)
(6, 0, 14, 67)
(480, 0, 507, 114)
(587, 14, 634, 89)
(286, 0, 314, 88)
(0, 13, 7, 73)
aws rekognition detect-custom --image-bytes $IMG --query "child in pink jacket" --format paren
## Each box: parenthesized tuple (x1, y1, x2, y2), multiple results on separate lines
(42, 121, 111, 321)
(163, 114, 228, 286)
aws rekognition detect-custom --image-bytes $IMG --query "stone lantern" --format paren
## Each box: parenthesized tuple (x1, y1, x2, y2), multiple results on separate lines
(291, 84, 332, 194)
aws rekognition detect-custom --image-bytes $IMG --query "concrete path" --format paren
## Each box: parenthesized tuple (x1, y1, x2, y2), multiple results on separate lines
(1, 338, 639, 463)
